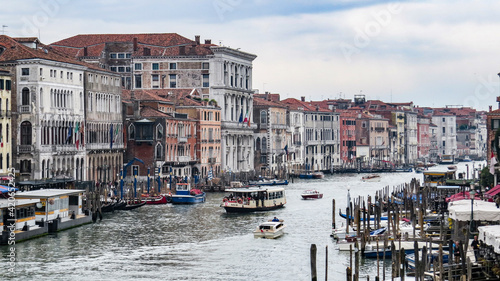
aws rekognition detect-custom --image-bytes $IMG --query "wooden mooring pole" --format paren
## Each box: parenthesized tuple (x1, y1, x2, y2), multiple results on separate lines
(311, 244, 317, 281)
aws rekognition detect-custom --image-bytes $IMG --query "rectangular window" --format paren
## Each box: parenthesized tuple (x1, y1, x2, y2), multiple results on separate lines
(5, 80, 10, 90)
(202, 74, 209, 87)
(152, 63, 159, 70)
(134, 63, 142, 70)
(169, 74, 176, 88)
(135, 75, 142, 88)
(22, 68, 29, 76)
(0, 79, 3, 90)
(169, 63, 177, 70)
(118, 53, 125, 59)
(126, 53, 131, 58)
(443, 141, 446, 147)
(110, 53, 117, 59)
(110, 66, 117, 72)
(442, 127, 445, 133)
(118, 67, 125, 73)
(202, 62, 209, 69)
(152, 74, 159, 89)
(126, 67, 131, 72)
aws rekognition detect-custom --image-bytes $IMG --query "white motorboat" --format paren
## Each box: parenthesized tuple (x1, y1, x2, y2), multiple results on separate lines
(361, 174, 381, 182)
(253, 219, 286, 239)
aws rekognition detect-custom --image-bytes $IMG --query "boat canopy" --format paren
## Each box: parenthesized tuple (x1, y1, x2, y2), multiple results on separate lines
(0, 185, 18, 194)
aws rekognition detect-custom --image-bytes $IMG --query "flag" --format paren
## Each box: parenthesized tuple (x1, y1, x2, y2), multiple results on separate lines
(66, 123, 72, 144)
(80, 122, 85, 147)
(113, 124, 119, 143)
(243, 109, 249, 123)
(208, 168, 213, 181)
(74, 122, 80, 149)
(110, 124, 113, 149)
(238, 111, 243, 123)
(491, 151, 498, 175)
(247, 112, 251, 127)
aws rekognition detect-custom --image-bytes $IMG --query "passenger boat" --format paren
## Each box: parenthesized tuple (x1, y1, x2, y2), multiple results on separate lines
(221, 186, 286, 213)
(248, 179, 288, 186)
(253, 219, 286, 239)
(122, 200, 146, 210)
(301, 190, 323, 199)
(142, 195, 168, 205)
(361, 174, 381, 182)
(170, 183, 206, 204)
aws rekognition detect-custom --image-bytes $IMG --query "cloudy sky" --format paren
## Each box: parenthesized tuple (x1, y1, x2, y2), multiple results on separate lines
(2, 0, 500, 111)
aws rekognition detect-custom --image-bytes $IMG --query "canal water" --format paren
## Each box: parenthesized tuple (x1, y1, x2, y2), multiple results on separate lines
(1, 162, 481, 280)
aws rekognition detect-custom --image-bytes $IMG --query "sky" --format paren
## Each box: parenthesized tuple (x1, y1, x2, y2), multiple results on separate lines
(2, 0, 500, 111)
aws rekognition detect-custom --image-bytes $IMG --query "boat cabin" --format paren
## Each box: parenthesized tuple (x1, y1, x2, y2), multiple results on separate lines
(175, 183, 192, 195)
(15, 189, 85, 223)
(423, 171, 455, 188)
(0, 198, 39, 231)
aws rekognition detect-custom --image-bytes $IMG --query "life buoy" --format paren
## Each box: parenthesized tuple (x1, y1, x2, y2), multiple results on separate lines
(237, 198, 243, 204)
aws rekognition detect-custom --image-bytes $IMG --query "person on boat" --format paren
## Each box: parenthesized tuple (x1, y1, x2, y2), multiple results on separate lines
(272, 217, 279, 222)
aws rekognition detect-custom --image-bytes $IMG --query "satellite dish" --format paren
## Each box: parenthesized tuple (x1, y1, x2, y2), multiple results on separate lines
(36, 202, 43, 208)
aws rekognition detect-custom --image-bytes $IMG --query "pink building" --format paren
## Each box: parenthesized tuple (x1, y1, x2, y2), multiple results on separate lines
(338, 110, 358, 164)
(417, 114, 431, 160)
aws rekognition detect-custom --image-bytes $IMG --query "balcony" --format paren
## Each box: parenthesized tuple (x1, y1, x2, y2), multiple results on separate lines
(18, 145, 33, 153)
(178, 136, 187, 143)
(177, 156, 190, 163)
(208, 157, 216, 164)
(19, 105, 31, 113)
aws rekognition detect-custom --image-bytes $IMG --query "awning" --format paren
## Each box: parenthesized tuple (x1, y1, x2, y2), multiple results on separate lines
(0, 185, 18, 194)
(484, 184, 500, 199)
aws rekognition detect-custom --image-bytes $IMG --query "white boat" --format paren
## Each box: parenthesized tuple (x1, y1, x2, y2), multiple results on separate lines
(221, 186, 286, 213)
(301, 190, 323, 199)
(253, 219, 286, 239)
(361, 174, 381, 182)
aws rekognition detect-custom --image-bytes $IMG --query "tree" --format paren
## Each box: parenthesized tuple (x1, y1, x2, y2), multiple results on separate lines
(480, 166, 494, 189)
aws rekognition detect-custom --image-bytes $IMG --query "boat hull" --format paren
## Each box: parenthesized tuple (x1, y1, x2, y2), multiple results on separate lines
(223, 204, 285, 213)
(171, 194, 206, 204)
(253, 228, 285, 239)
(122, 201, 146, 210)
(143, 195, 168, 205)
(301, 194, 323, 199)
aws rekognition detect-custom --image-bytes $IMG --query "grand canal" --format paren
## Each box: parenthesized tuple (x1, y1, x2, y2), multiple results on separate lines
(1, 162, 481, 280)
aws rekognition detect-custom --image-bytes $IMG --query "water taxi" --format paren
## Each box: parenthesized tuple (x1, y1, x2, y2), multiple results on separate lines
(361, 174, 381, 182)
(301, 190, 323, 199)
(221, 186, 286, 213)
(253, 219, 286, 239)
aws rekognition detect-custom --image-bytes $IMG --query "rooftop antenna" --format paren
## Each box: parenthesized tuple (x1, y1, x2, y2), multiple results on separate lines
(1, 25, 7, 35)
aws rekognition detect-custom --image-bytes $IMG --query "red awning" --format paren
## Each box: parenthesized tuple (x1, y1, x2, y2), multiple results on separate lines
(484, 184, 500, 199)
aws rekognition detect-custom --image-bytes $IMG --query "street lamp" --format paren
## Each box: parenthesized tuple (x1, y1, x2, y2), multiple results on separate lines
(470, 188, 476, 236)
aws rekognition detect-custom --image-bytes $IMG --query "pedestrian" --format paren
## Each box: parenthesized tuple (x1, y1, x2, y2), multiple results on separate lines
(471, 235, 480, 261)
(453, 241, 461, 264)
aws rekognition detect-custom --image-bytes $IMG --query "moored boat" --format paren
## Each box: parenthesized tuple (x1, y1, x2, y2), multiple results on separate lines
(170, 183, 206, 204)
(299, 171, 324, 179)
(122, 200, 146, 210)
(253, 218, 286, 239)
(221, 186, 286, 213)
(142, 195, 168, 205)
(301, 190, 323, 199)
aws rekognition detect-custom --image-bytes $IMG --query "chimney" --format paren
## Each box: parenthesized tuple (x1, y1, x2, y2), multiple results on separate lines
(83, 47, 88, 56)
(179, 45, 185, 55)
(205, 39, 211, 44)
(133, 38, 138, 51)
(490, 105, 493, 112)
(301, 96, 305, 102)
(143, 47, 150, 56)
(195, 35, 200, 45)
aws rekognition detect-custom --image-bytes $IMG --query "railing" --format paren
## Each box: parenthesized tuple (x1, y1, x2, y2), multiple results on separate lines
(19, 105, 31, 113)
(178, 136, 187, 143)
(18, 145, 33, 153)
(177, 156, 190, 162)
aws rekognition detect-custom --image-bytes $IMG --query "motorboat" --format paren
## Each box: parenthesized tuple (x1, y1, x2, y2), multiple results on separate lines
(248, 179, 288, 186)
(298, 171, 324, 179)
(221, 186, 286, 213)
(170, 183, 206, 204)
(142, 194, 168, 205)
(253, 219, 286, 239)
(301, 190, 323, 199)
(361, 174, 381, 182)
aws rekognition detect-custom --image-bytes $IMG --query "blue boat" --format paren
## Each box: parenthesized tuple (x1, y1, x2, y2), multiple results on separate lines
(170, 183, 206, 204)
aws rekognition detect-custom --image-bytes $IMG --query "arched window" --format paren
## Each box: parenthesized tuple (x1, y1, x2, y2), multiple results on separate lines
(262, 137, 267, 153)
(255, 137, 261, 151)
(260, 110, 267, 124)
(129, 124, 135, 140)
(20, 121, 32, 145)
(156, 124, 163, 140)
(155, 143, 163, 159)
(22, 87, 30, 106)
